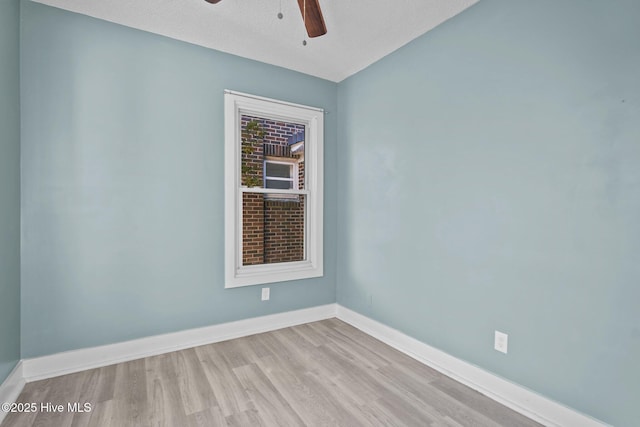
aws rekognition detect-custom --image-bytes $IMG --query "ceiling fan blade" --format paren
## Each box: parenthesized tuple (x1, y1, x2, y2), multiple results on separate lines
(297, 0, 327, 38)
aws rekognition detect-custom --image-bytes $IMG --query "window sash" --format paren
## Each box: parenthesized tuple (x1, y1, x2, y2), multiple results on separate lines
(240, 188, 309, 195)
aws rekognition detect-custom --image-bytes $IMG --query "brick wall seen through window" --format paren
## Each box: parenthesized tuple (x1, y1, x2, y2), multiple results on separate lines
(240, 115, 305, 265)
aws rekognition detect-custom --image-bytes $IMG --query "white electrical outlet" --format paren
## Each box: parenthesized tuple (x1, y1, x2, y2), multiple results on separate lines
(494, 330, 508, 354)
(261, 287, 270, 301)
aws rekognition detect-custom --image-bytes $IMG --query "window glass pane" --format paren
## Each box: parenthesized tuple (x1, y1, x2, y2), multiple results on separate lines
(266, 162, 292, 179)
(240, 114, 307, 269)
(265, 179, 293, 190)
(242, 193, 305, 266)
(240, 116, 264, 188)
(240, 115, 305, 190)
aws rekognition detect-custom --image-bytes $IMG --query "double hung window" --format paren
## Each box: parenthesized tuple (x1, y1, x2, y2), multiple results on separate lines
(224, 91, 324, 288)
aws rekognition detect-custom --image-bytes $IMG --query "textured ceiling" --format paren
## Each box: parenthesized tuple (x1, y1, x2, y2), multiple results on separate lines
(31, 0, 478, 82)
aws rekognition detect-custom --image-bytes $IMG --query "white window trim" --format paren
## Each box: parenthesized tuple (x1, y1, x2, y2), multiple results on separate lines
(224, 90, 324, 288)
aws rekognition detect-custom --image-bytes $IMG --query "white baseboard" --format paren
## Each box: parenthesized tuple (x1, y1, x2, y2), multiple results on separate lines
(335, 305, 609, 427)
(22, 304, 337, 382)
(0, 361, 26, 424)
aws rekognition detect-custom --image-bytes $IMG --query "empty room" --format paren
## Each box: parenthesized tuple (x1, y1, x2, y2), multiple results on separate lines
(0, 0, 638, 426)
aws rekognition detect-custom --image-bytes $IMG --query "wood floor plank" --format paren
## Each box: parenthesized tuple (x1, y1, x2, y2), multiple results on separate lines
(1, 319, 543, 427)
(145, 353, 189, 427)
(78, 365, 116, 405)
(237, 333, 276, 360)
(0, 381, 52, 427)
(310, 344, 394, 405)
(431, 375, 542, 427)
(69, 365, 116, 427)
(186, 405, 226, 427)
(212, 339, 252, 369)
(253, 329, 312, 375)
(232, 363, 305, 427)
(112, 358, 149, 427)
(369, 393, 438, 427)
(324, 335, 391, 371)
(289, 323, 330, 347)
(271, 327, 319, 362)
(322, 319, 438, 372)
(442, 415, 473, 427)
(308, 321, 391, 370)
(355, 399, 405, 427)
(384, 376, 503, 427)
(255, 354, 367, 426)
(253, 326, 371, 424)
(193, 344, 253, 418)
(31, 371, 86, 427)
(303, 368, 382, 427)
(377, 361, 440, 394)
(85, 401, 114, 427)
(225, 409, 264, 427)
(173, 348, 218, 415)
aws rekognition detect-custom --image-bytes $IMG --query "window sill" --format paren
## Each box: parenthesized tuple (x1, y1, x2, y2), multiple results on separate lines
(226, 260, 323, 288)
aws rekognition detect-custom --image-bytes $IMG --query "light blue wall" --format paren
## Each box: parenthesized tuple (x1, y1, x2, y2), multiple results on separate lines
(20, 2, 337, 358)
(337, 1, 640, 426)
(0, 0, 22, 384)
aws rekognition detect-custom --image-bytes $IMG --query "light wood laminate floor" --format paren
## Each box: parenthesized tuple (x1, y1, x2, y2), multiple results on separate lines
(1, 319, 542, 427)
